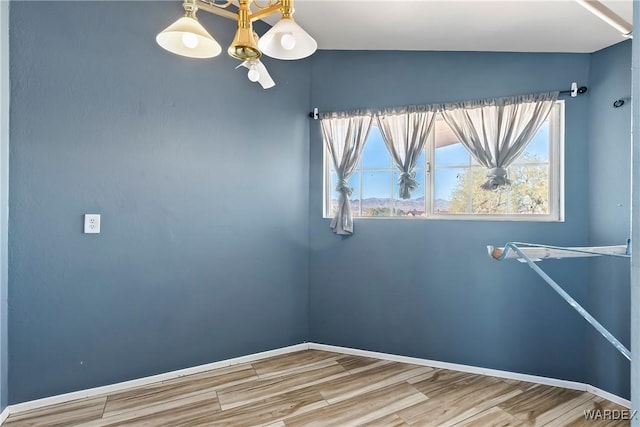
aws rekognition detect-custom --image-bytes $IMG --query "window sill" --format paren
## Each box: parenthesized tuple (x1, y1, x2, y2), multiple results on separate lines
(322, 214, 564, 222)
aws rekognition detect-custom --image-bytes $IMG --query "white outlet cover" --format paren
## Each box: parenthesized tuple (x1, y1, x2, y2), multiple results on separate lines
(84, 214, 101, 234)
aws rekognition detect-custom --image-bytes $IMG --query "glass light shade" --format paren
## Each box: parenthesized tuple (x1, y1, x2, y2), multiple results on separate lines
(258, 18, 317, 60)
(156, 16, 222, 59)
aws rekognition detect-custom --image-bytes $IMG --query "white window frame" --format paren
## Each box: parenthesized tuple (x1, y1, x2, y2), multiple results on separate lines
(322, 100, 565, 222)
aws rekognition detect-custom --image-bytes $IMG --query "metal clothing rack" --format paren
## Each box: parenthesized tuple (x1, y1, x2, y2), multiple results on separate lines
(488, 241, 632, 361)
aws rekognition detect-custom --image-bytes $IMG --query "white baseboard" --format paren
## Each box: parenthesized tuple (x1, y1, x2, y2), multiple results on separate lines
(587, 384, 631, 408)
(309, 343, 631, 408)
(1, 341, 630, 425)
(5, 343, 309, 417)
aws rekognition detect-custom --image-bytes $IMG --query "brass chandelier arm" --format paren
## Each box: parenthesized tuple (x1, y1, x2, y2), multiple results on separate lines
(251, 0, 279, 10)
(249, 3, 284, 22)
(201, 0, 234, 8)
(195, 0, 239, 21)
(195, 0, 288, 23)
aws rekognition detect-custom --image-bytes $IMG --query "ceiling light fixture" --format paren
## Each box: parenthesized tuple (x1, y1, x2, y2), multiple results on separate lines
(156, 0, 317, 88)
(257, 3, 316, 60)
(156, 1, 222, 58)
(574, 0, 633, 38)
(237, 59, 275, 89)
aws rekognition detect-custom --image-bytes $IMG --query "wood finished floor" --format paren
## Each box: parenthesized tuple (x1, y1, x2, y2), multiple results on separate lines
(4, 350, 629, 427)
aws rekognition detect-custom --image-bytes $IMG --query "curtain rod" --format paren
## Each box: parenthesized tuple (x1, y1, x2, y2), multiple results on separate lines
(308, 82, 588, 120)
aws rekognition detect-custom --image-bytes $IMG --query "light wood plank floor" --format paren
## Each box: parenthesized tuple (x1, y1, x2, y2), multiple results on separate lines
(4, 350, 630, 426)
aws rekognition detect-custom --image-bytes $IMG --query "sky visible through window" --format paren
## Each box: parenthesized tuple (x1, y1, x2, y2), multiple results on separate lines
(435, 122, 549, 200)
(353, 121, 549, 199)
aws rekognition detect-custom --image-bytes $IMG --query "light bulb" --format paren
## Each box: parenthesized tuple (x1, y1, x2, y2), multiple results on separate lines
(181, 32, 199, 49)
(247, 65, 260, 82)
(280, 33, 296, 50)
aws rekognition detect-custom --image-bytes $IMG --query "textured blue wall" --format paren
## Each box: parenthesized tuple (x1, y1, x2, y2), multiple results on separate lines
(0, 0, 8, 413)
(9, 1, 310, 403)
(586, 40, 632, 399)
(7, 1, 634, 406)
(309, 51, 593, 383)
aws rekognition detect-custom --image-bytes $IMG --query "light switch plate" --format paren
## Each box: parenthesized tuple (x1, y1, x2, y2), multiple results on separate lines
(84, 214, 100, 234)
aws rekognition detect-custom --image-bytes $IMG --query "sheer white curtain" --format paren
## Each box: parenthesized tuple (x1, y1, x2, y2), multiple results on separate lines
(321, 112, 373, 235)
(376, 105, 438, 199)
(440, 92, 558, 190)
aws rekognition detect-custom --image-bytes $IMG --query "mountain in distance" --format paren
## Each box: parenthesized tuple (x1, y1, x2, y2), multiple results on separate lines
(337, 196, 451, 212)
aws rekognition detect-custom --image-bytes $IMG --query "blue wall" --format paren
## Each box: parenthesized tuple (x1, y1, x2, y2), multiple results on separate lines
(0, 0, 8, 413)
(8, 1, 310, 403)
(586, 40, 632, 399)
(7, 1, 634, 406)
(309, 51, 594, 383)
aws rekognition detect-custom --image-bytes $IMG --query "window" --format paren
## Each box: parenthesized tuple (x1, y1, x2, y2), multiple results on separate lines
(324, 101, 564, 220)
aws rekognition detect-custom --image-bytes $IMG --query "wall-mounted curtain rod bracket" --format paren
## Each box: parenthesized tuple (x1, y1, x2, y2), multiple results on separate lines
(309, 107, 319, 120)
(614, 97, 631, 108)
(560, 82, 588, 97)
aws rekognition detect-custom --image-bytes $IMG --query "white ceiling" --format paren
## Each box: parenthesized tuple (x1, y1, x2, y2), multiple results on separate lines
(264, 0, 633, 53)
